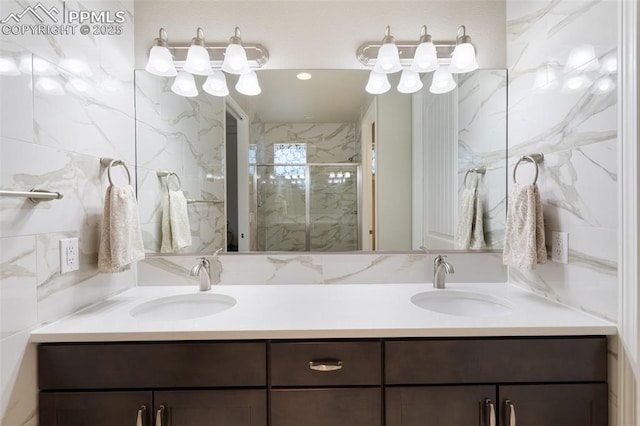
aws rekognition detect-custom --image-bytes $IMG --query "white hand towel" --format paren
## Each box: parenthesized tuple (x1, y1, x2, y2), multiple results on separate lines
(455, 175, 486, 250)
(503, 183, 547, 270)
(98, 185, 146, 273)
(160, 189, 192, 253)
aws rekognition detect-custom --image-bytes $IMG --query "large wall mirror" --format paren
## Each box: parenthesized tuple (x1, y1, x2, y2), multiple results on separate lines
(134, 68, 507, 254)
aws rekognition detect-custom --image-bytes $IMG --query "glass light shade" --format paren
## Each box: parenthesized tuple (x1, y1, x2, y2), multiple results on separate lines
(60, 58, 92, 77)
(429, 69, 457, 94)
(532, 65, 559, 93)
(449, 43, 478, 74)
(410, 42, 438, 73)
(0, 57, 20, 75)
(183, 45, 213, 76)
(34, 77, 64, 95)
(560, 74, 592, 94)
(203, 71, 229, 97)
(171, 71, 198, 97)
(365, 71, 391, 94)
(235, 71, 261, 96)
(600, 54, 617, 74)
(593, 76, 615, 94)
(222, 43, 250, 75)
(145, 45, 177, 77)
(565, 44, 599, 73)
(373, 43, 402, 74)
(397, 70, 423, 94)
(19, 55, 57, 76)
(66, 78, 92, 94)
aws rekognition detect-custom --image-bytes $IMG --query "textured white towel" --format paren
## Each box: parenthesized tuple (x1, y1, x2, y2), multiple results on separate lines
(455, 175, 486, 250)
(98, 185, 145, 273)
(503, 183, 547, 270)
(160, 189, 192, 253)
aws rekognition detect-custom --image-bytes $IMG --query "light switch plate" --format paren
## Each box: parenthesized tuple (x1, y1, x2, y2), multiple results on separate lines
(60, 238, 79, 273)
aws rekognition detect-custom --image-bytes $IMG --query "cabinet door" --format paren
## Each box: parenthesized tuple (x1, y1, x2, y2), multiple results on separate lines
(271, 388, 381, 426)
(154, 389, 266, 426)
(386, 386, 497, 426)
(40, 391, 152, 426)
(499, 383, 607, 426)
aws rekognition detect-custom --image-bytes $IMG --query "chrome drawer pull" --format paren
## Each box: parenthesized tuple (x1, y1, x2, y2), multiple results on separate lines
(136, 405, 146, 426)
(155, 405, 166, 426)
(485, 399, 496, 426)
(309, 359, 343, 372)
(505, 400, 516, 426)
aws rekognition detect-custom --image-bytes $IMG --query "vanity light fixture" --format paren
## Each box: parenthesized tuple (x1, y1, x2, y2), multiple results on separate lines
(373, 26, 402, 74)
(145, 27, 269, 97)
(449, 26, 478, 74)
(145, 28, 177, 77)
(222, 27, 251, 75)
(171, 70, 199, 97)
(359, 24, 477, 95)
(183, 28, 213, 76)
(410, 25, 438, 73)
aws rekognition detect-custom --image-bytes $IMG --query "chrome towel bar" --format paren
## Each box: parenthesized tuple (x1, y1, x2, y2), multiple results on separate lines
(0, 189, 63, 202)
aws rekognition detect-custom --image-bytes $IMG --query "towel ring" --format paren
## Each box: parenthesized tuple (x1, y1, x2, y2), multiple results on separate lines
(157, 171, 182, 190)
(513, 153, 544, 185)
(463, 166, 486, 188)
(101, 158, 131, 186)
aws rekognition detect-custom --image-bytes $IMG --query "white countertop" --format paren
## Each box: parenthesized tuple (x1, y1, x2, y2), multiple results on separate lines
(30, 283, 616, 343)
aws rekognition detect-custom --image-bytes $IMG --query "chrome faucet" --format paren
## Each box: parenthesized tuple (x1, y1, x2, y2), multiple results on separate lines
(190, 257, 211, 291)
(433, 255, 454, 289)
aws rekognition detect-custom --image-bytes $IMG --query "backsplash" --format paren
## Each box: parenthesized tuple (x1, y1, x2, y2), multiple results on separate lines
(0, 1, 135, 424)
(137, 252, 507, 286)
(506, 0, 618, 322)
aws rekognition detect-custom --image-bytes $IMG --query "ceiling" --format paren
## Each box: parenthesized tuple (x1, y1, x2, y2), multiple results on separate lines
(228, 69, 373, 123)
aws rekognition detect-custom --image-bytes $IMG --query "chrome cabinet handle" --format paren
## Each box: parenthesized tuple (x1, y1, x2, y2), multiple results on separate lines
(484, 399, 496, 426)
(155, 405, 166, 426)
(136, 405, 146, 426)
(309, 359, 343, 372)
(505, 400, 516, 426)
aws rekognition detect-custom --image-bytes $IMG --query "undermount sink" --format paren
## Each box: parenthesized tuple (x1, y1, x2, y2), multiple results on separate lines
(130, 293, 236, 320)
(411, 290, 513, 317)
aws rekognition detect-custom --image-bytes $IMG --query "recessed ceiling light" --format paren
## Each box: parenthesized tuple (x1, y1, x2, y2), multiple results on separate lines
(297, 72, 312, 81)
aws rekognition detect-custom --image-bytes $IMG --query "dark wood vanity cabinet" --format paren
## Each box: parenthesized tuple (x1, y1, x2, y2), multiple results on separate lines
(385, 337, 608, 426)
(269, 341, 382, 426)
(38, 337, 608, 426)
(38, 342, 267, 426)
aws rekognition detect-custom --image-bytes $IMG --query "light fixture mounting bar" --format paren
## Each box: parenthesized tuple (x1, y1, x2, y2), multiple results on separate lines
(356, 40, 456, 67)
(168, 43, 269, 69)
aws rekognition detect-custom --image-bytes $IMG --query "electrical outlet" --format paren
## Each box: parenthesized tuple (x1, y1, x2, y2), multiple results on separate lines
(551, 231, 569, 264)
(59, 238, 79, 273)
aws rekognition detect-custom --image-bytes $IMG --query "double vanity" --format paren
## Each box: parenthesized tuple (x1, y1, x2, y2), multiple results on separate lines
(32, 283, 615, 425)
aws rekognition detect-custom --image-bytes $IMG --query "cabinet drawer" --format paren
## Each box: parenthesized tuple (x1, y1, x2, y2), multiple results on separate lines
(385, 337, 607, 385)
(39, 341, 266, 390)
(271, 388, 381, 426)
(270, 341, 381, 386)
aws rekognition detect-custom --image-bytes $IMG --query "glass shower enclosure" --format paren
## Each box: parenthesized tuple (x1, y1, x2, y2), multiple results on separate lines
(253, 163, 360, 251)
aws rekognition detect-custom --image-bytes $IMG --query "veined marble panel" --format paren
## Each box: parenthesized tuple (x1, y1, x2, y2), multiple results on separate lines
(0, 236, 37, 340)
(261, 123, 357, 164)
(506, 0, 618, 321)
(0, 331, 37, 426)
(457, 70, 508, 248)
(0, 62, 33, 144)
(135, 71, 226, 254)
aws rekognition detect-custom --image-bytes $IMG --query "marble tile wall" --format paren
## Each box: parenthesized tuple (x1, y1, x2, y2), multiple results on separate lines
(457, 70, 508, 248)
(506, 0, 618, 322)
(0, 1, 135, 424)
(137, 251, 507, 287)
(135, 71, 226, 254)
